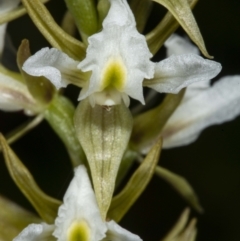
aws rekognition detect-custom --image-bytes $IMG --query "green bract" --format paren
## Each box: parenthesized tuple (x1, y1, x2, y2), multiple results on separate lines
(74, 100, 133, 219)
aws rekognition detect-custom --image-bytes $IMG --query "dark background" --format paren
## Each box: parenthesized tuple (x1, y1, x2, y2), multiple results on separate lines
(0, 0, 240, 240)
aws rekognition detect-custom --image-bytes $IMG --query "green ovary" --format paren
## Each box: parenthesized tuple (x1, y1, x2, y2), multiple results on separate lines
(67, 221, 90, 241)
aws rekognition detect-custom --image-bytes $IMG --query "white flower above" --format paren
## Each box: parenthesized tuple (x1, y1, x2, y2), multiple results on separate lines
(13, 166, 142, 241)
(23, 0, 221, 107)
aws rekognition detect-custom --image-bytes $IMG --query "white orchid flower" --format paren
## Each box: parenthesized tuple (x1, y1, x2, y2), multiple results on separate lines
(22, 0, 221, 107)
(161, 34, 240, 148)
(0, 0, 20, 55)
(13, 165, 142, 241)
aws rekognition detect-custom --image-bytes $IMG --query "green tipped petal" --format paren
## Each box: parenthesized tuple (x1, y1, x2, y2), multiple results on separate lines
(131, 90, 185, 154)
(0, 134, 61, 223)
(155, 166, 203, 213)
(74, 99, 133, 219)
(17, 39, 56, 107)
(152, 0, 212, 58)
(44, 95, 87, 167)
(108, 138, 162, 222)
(21, 0, 86, 61)
(0, 195, 41, 241)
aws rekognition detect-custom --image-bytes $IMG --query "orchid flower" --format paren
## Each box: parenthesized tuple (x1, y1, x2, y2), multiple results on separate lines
(161, 34, 240, 148)
(13, 165, 142, 241)
(22, 0, 221, 107)
(0, 0, 20, 55)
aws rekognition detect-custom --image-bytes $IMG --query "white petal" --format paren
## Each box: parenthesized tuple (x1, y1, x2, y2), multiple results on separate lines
(144, 54, 221, 94)
(22, 48, 84, 89)
(13, 223, 54, 241)
(53, 165, 107, 241)
(0, 70, 37, 113)
(164, 34, 200, 57)
(106, 220, 142, 241)
(162, 76, 240, 148)
(78, 0, 154, 105)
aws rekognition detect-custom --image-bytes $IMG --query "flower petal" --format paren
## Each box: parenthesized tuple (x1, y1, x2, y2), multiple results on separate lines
(164, 34, 200, 57)
(78, 0, 154, 105)
(22, 48, 86, 90)
(144, 54, 221, 94)
(0, 67, 38, 113)
(53, 165, 107, 241)
(106, 220, 142, 241)
(13, 223, 55, 241)
(161, 76, 240, 148)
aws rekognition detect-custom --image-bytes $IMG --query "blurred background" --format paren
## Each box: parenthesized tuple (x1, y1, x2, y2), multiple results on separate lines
(0, 0, 240, 240)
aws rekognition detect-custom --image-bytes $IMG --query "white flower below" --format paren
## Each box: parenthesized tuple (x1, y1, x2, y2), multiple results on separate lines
(22, 0, 221, 107)
(13, 166, 142, 241)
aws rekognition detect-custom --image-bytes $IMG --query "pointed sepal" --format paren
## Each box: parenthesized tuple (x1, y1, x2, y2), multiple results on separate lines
(21, 0, 85, 60)
(108, 138, 162, 222)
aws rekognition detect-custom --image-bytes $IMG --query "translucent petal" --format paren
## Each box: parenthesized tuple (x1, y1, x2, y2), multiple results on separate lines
(22, 48, 85, 89)
(144, 54, 221, 94)
(164, 34, 200, 57)
(78, 0, 154, 105)
(53, 165, 107, 241)
(162, 76, 240, 148)
(0, 71, 37, 113)
(13, 223, 55, 241)
(106, 220, 142, 241)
